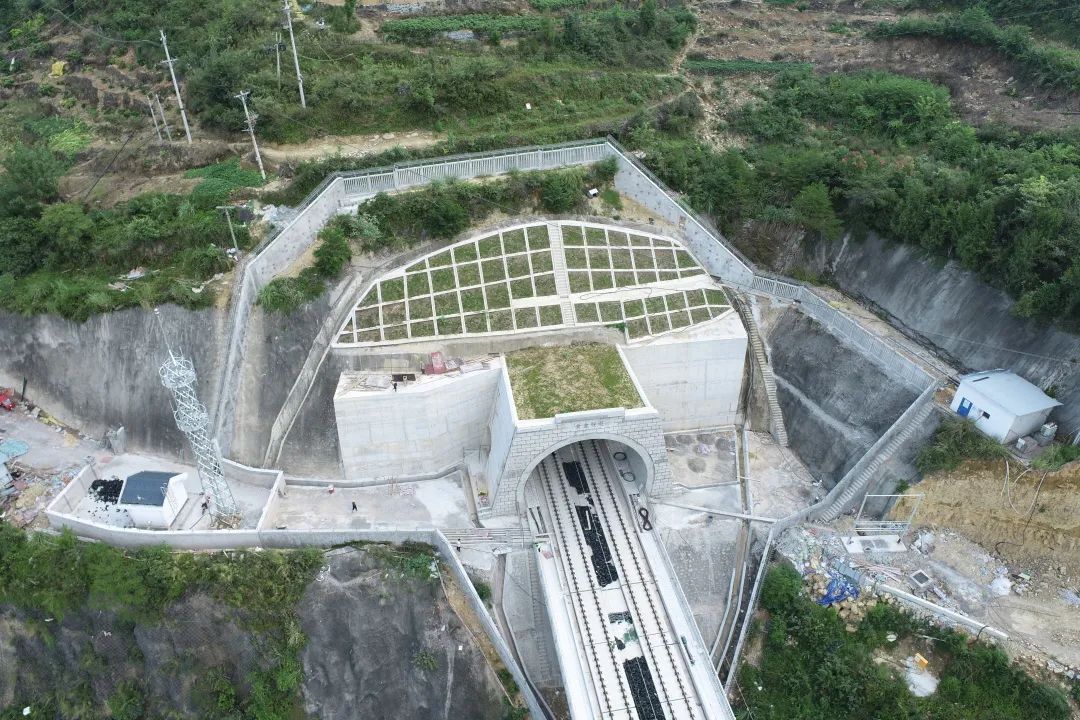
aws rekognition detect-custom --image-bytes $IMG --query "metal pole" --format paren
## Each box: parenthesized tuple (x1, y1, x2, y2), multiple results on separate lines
(282, 0, 306, 108)
(275, 31, 282, 89)
(216, 205, 240, 252)
(153, 93, 173, 141)
(234, 90, 267, 181)
(146, 95, 163, 142)
(159, 30, 193, 143)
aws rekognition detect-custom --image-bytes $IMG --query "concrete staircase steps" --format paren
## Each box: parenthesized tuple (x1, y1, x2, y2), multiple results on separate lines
(814, 400, 935, 521)
(547, 222, 571, 298)
(441, 527, 534, 547)
(559, 299, 575, 326)
(731, 292, 789, 447)
(525, 550, 556, 681)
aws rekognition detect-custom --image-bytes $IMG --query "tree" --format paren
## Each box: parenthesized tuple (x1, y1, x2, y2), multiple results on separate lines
(791, 181, 843, 241)
(639, 0, 657, 34)
(0, 143, 63, 218)
(37, 202, 94, 267)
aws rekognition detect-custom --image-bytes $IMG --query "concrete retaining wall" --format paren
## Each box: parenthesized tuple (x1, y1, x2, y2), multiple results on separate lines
(334, 363, 501, 481)
(802, 232, 1080, 437)
(622, 315, 747, 431)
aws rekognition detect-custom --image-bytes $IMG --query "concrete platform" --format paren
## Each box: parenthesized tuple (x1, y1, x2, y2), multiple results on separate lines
(266, 474, 474, 530)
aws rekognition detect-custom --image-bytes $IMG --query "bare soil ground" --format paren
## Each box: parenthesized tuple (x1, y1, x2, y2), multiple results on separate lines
(687, 0, 1080, 131)
(904, 458, 1080, 570)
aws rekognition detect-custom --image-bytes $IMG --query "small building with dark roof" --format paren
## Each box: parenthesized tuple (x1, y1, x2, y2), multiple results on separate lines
(118, 470, 189, 529)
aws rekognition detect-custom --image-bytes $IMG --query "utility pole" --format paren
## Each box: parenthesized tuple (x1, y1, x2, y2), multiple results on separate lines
(159, 30, 193, 143)
(153, 93, 173, 142)
(275, 31, 282, 89)
(146, 95, 163, 142)
(235, 90, 267, 181)
(282, 0, 306, 108)
(216, 205, 240, 251)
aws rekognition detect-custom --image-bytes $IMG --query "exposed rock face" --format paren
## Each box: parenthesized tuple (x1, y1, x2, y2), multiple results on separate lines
(766, 308, 918, 487)
(298, 549, 505, 720)
(0, 547, 506, 719)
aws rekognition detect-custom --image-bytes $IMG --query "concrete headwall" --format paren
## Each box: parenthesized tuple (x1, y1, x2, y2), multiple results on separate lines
(765, 307, 919, 487)
(488, 406, 671, 516)
(622, 316, 747, 431)
(334, 364, 501, 481)
(802, 232, 1080, 437)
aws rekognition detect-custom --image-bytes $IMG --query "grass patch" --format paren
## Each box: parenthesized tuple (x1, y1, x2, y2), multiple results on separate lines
(431, 267, 456, 292)
(636, 269, 659, 284)
(380, 277, 405, 302)
(461, 287, 485, 312)
(408, 298, 433, 319)
(454, 243, 478, 263)
(655, 250, 677, 269)
(622, 299, 646, 318)
(667, 292, 687, 310)
(684, 58, 811, 75)
(645, 296, 667, 314)
(648, 313, 670, 333)
(409, 320, 436, 337)
(506, 255, 531, 278)
(614, 272, 637, 287)
(510, 278, 535, 299)
(610, 249, 633, 269)
(575, 302, 599, 322)
(384, 324, 409, 341)
(691, 307, 712, 324)
(457, 262, 481, 287)
(489, 309, 514, 331)
(917, 417, 1007, 474)
(569, 272, 592, 293)
(534, 273, 557, 296)
(505, 343, 642, 419)
(406, 272, 431, 297)
(675, 250, 698, 269)
(503, 228, 527, 254)
(485, 283, 511, 309)
(436, 315, 463, 335)
(591, 272, 614, 290)
(585, 227, 607, 245)
(669, 310, 691, 329)
(598, 301, 622, 322)
(627, 317, 649, 339)
(633, 249, 657, 269)
(565, 248, 588, 269)
(464, 313, 488, 333)
(514, 307, 539, 329)
(705, 288, 728, 306)
(530, 251, 554, 273)
(382, 302, 406, 324)
(562, 225, 584, 245)
(1031, 443, 1080, 471)
(539, 304, 563, 326)
(629, 233, 651, 247)
(478, 235, 503, 258)
(428, 249, 453, 268)
(481, 258, 507, 282)
(527, 225, 550, 249)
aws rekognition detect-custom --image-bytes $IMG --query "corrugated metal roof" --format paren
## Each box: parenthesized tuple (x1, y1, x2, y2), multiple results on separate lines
(119, 471, 174, 506)
(958, 370, 1062, 416)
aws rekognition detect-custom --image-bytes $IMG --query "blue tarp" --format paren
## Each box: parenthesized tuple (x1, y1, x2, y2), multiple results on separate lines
(818, 577, 860, 606)
(0, 439, 29, 465)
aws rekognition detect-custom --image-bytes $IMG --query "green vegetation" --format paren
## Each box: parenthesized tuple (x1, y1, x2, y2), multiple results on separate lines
(904, 0, 1080, 47)
(739, 564, 1070, 719)
(258, 213, 381, 314)
(0, 523, 323, 718)
(916, 417, 1008, 474)
(684, 58, 812, 75)
(869, 8, 1080, 92)
(624, 69, 1080, 325)
(1031, 442, 1080, 470)
(506, 343, 642, 419)
(380, 15, 549, 44)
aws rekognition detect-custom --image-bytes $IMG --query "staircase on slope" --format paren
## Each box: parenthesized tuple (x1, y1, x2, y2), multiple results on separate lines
(546, 222, 575, 325)
(730, 292, 789, 447)
(812, 400, 936, 522)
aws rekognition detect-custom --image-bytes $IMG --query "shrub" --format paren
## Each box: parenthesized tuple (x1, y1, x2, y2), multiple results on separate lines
(916, 417, 1007, 474)
(473, 579, 492, 601)
(1031, 443, 1080, 470)
(760, 564, 803, 614)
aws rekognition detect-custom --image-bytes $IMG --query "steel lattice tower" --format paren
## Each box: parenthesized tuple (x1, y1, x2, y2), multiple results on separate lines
(158, 347, 241, 527)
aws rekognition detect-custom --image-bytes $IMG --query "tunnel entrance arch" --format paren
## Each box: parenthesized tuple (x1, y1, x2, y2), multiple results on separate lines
(515, 434, 653, 515)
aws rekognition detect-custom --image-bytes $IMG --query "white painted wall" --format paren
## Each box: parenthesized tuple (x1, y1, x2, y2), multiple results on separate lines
(950, 385, 1055, 444)
(335, 367, 501, 481)
(622, 317, 747, 431)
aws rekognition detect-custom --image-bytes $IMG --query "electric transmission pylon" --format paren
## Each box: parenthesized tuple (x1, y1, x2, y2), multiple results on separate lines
(156, 313, 241, 527)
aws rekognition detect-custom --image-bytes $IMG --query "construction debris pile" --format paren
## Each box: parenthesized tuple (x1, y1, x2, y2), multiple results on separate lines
(776, 522, 1080, 684)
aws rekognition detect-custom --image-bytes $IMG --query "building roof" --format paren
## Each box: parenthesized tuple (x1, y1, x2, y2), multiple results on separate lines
(958, 370, 1062, 416)
(118, 471, 175, 506)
